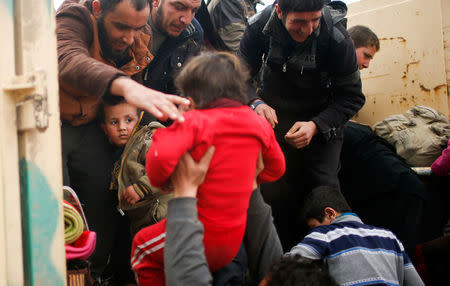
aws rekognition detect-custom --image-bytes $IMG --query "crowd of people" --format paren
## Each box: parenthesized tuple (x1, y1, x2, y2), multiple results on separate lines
(57, 0, 447, 285)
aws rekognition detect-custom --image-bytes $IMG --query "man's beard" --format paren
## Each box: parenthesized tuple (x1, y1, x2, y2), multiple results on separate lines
(152, 5, 168, 36)
(97, 16, 130, 66)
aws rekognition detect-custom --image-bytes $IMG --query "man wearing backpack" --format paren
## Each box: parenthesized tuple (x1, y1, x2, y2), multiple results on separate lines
(238, 0, 365, 250)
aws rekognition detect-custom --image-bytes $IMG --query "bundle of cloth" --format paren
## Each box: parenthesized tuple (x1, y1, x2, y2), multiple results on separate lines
(64, 200, 96, 260)
(373, 105, 450, 167)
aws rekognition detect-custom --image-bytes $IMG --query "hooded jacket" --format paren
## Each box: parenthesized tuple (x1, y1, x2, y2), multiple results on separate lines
(110, 115, 172, 234)
(238, 3, 365, 140)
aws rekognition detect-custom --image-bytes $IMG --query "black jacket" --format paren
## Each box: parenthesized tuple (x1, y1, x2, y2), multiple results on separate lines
(143, 18, 203, 94)
(238, 4, 365, 140)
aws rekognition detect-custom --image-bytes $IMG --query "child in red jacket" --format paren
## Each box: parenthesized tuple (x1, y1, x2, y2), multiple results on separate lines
(131, 52, 286, 285)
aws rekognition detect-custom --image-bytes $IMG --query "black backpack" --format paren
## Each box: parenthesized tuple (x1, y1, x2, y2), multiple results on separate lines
(317, 0, 348, 88)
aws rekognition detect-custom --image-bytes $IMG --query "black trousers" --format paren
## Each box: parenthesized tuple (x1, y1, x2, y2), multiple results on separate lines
(261, 133, 343, 251)
(61, 121, 119, 278)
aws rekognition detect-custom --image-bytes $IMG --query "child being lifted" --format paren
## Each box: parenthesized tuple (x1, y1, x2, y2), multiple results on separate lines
(131, 51, 286, 285)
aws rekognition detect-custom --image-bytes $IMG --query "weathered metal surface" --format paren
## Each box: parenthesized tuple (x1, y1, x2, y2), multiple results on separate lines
(14, 0, 66, 284)
(4, 71, 50, 131)
(348, 0, 449, 125)
(0, 0, 25, 284)
(441, 0, 450, 116)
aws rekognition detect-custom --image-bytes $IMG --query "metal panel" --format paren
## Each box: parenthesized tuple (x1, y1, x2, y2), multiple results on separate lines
(347, 0, 449, 125)
(14, 0, 66, 285)
(0, 0, 25, 285)
(441, 0, 450, 116)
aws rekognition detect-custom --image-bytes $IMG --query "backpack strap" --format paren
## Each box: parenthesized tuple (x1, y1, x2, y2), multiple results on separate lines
(317, 5, 333, 89)
(316, 1, 348, 89)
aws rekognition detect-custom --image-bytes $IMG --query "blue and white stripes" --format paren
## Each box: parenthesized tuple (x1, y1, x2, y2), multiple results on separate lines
(288, 214, 424, 286)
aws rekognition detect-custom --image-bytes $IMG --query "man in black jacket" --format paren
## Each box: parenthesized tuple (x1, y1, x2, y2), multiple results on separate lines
(143, 0, 203, 94)
(238, 0, 365, 250)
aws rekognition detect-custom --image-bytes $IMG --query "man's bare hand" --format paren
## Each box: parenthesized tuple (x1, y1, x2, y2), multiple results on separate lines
(123, 185, 141, 205)
(285, 121, 318, 149)
(110, 77, 190, 122)
(251, 100, 278, 128)
(171, 146, 215, 198)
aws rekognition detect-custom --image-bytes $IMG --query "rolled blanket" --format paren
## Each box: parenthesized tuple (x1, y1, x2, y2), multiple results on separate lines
(64, 201, 84, 244)
(66, 231, 97, 260)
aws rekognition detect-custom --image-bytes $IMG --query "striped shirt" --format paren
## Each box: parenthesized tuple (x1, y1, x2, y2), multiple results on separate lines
(288, 213, 424, 286)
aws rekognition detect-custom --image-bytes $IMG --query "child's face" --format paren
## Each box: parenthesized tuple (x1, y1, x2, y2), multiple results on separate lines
(101, 103, 139, 147)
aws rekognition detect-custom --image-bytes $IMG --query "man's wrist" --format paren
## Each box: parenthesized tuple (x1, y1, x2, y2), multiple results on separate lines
(250, 99, 265, 110)
(173, 186, 198, 198)
(308, 121, 319, 135)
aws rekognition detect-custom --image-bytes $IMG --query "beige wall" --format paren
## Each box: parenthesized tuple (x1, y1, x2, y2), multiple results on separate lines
(347, 0, 449, 125)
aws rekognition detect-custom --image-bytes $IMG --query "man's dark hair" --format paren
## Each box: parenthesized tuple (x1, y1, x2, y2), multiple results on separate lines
(348, 25, 380, 51)
(277, 0, 325, 14)
(99, 0, 149, 14)
(98, 95, 140, 123)
(267, 255, 337, 286)
(301, 186, 351, 223)
(175, 51, 249, 109)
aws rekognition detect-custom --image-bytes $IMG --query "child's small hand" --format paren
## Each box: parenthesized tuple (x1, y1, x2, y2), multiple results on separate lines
(253, 151, 264, 190)
(123, 186, 141, 205)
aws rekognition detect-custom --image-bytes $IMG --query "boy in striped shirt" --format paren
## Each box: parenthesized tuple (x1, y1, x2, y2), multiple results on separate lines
(287, 186, 424, 286)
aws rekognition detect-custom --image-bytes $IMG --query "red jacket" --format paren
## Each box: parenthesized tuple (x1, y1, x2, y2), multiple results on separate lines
(431, 139, 450, 176)
(146, 103, 285, 270)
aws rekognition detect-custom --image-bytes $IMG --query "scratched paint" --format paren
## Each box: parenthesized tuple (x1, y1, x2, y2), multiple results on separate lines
(46, 0, 53, 15)
(19, 159, 64, 286)
(0, 0, 13, 16)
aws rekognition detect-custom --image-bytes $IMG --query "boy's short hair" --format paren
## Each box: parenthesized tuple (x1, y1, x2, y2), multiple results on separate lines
(98, 95, 139, 123)
(174, 51, 249, 109)
(348, 25, 380, 51)
(301, 186, 351, 223)
(267, 255, 337, 286)
(278, 0, 324, 14)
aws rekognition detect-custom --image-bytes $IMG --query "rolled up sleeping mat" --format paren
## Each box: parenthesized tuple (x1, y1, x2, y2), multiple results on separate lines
(64, 201, 85, 245)
(66, 231, 97, 260)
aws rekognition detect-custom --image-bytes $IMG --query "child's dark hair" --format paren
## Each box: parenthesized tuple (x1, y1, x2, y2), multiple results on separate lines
(267, 255, 337, 286)
(301, 186, 351, 223)
(348, 25, 380, 51)
(278, 0, 324, 14)
(98, 95, 140, 123)
(174, 51, 249, 109)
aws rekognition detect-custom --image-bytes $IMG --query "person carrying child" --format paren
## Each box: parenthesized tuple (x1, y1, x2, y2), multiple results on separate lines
(131, 51, 286, 285)
(100, 96, 173, 237)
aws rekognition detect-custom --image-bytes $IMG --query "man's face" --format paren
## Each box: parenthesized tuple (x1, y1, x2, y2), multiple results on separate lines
(276, 5, 321, 43)
(355, 45, 377, 70)
(152, 0, 201, 37)
(96, 0, 150, 59)
(306, 217, 331, 229)
(101, 103, 139, 147)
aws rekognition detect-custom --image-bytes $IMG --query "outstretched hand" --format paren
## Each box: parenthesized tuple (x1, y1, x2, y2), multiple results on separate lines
(110, 77, 190, 122)
(171, 146, 216, 198)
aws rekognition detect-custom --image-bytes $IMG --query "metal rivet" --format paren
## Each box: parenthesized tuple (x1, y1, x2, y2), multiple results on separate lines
(177, 62, 182, 68)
